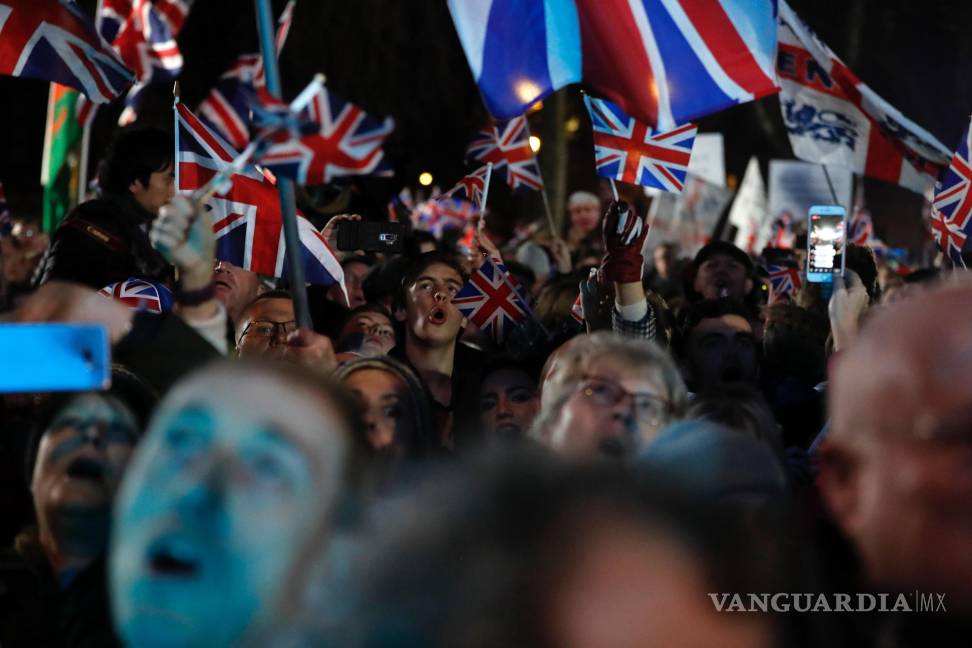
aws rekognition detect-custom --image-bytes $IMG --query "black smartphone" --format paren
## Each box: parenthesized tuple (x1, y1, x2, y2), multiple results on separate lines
(336, 221, 405, 253)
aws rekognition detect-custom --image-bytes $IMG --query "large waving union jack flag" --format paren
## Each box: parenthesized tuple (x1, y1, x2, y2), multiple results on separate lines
(176, 101, 345, 289)
(196, 0, 294, 149)
(254, 82, 394, 186)
(584, 95, 697, 193)
(0, 0, 134, 102)
(441, 164, 490, 209)
(99, 277, 174, 313)
(447, 0, 778, 131)
(453, 258, 530, 345)
(931, 117, 972, 263)
(466, 116, 542, 191)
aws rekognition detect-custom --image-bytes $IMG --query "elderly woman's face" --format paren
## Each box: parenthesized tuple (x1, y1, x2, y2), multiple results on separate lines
(111, 369, 348, 648)
(546, 356, 670, 460)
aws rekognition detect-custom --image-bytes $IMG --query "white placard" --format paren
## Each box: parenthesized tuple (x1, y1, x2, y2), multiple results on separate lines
(686, 133, 725, 187)
(764, 160, 852, 251)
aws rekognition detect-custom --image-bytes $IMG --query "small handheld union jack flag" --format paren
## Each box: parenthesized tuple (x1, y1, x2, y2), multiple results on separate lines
(255, 82, 394, 186)
(453, 258, 531, 345)
(466, 116, 543, 191)
(441, 164, 490, 209)
(583, 95, 697, 193)
(411, 197, 477, 239)
(99, 278, 174, 313)
(931, 116, 972, 267)
(766, 265, 802, 304)
(848, 205, 874, 246)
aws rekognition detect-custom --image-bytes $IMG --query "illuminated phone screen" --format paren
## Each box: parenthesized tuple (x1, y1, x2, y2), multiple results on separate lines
(808, 213, 845, 274)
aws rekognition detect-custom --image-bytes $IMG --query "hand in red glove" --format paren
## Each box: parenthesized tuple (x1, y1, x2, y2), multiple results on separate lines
(601, 200, 650, 283)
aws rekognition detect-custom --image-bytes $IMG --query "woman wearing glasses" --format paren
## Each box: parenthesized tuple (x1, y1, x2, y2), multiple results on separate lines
(531, 332, 688, 460)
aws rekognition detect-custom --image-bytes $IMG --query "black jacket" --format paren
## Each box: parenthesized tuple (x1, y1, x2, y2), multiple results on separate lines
(0, 545, 121, 647)
(37, 194, 171, 290)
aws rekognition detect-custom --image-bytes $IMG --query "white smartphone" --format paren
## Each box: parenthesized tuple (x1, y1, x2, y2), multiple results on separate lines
(806, 205, 847, 284)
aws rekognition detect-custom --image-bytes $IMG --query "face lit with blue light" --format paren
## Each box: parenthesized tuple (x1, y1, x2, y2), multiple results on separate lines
(110, 367, 349, 648)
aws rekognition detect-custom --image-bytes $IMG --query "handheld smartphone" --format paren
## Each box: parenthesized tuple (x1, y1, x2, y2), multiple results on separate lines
(336, 221, 405, 253)
(806, 205, 847, 284)
(0, 323, 110, 393)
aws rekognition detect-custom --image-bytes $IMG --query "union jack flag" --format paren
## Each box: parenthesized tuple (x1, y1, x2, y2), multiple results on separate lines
(176, 101, 346, 290)
(930, 208, 967, 267)
(99, 277, 174, 312)
(766, 264, 802, 304)
(0, 0, 134, 103)
(441, 164, 490, 208)
(196, 0, 294, 149)
(411, 196, 477, 239)
(848, 205, 873, 246)
(76, 0, 193, 127)
(386, 187, 414, 222)
(255, 83, 394, 186)
(453, 258, 530, 345)
(0, 181, 11, 238)
(465, 116, 543, 191)
(931, 116, 972, 266)
(570, 292, 584, 325)
(583, 95, 696, 193)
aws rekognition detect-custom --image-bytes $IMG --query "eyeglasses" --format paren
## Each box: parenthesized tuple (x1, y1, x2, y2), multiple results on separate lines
(576, 375, 669, 425)
(240, 319, 298, 342)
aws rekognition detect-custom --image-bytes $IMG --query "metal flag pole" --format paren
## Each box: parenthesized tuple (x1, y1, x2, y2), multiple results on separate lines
(820, 165, 840, 205)
(609, 178, 620, 202)
(254, 0, 311, 329)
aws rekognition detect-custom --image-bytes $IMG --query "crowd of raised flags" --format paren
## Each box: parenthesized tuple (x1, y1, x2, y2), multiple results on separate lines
(1, 0, 971, 314)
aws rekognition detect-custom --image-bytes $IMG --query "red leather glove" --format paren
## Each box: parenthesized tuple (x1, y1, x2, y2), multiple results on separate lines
(601, 201, 649, 283)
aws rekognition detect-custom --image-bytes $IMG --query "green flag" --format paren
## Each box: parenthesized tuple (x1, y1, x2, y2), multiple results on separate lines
(41, 84, 82, 233)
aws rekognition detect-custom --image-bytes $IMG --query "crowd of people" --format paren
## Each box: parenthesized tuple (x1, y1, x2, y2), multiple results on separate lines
(1, 127, 970, 647)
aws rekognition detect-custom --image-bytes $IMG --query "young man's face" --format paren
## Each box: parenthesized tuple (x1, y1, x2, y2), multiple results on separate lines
(693, 253, 751, 300)
(130, 163, 176, 216)
(402, 262, 465, 348)
(685, 314, 758, 392)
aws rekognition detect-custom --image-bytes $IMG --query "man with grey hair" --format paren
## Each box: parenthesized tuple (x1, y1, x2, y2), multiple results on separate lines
(532, 331, 687, 460)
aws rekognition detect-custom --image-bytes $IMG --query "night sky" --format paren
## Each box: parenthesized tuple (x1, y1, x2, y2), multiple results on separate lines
(2, 0, 970, 247)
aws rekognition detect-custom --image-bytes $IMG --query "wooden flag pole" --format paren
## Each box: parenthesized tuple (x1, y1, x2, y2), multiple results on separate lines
(254, 0, 311, 329)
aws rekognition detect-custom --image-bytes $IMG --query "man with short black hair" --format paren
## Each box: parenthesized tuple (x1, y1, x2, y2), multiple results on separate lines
(676, 299, 759, 394)
(39, 129, 175, 289)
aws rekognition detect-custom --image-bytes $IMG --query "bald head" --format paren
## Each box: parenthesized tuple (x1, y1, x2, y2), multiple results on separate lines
(822, 279, 972, 610)
(831, 280, 972, 443)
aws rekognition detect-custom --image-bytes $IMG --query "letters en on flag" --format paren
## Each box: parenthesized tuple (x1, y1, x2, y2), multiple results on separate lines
(583, 95, 697, 193)
(776, 0, 950, 194)
(254, 83, 394, 186)
(175, 101, 346, 290)
(447, 0, 778, 131)
(0, 0, 134, 102)
(465, 117, 543, 191)
(453, 257, 530, 345)
(930, 117, 972, 266)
